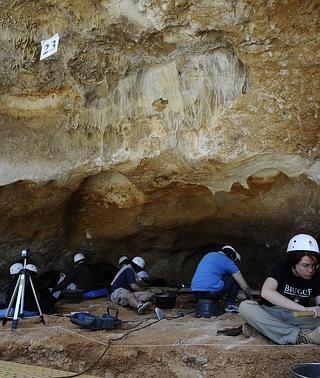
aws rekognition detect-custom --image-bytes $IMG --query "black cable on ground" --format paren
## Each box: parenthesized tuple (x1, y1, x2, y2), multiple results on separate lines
(158, 309, 196, 320)
(52, 318, 160, 378)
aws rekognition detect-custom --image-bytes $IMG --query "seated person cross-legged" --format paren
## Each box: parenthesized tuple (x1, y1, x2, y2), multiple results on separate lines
(239, 234, 320, 345)
(191, 245, 252, 313)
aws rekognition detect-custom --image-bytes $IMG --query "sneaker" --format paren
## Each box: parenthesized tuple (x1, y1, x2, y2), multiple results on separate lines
(224, 305, 239, 314)
(242, 323, 259, 338)
(137, 301, 152, 315)
(297, 327, 320, 345)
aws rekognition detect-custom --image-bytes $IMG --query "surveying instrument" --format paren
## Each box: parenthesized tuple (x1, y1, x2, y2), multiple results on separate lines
(2, 249, 45, 330)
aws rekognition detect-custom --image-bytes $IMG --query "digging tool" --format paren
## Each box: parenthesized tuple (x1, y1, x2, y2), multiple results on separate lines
(293, 311, 315, 318)
(217, 325, 243, 336)
(148, 286, 191, 295)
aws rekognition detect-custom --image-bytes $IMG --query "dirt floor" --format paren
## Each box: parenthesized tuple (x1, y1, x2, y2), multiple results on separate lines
(0, 294, 318, 377)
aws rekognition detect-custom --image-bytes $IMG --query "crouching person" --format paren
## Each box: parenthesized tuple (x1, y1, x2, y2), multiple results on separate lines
(52, 252, 95, 299)
(239, 234, 320, 345)
(191, 245, 252, 313)
(110, 256, 153, 314)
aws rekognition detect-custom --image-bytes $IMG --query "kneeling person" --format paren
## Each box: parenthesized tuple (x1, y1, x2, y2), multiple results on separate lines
(111, 256, 153, 314)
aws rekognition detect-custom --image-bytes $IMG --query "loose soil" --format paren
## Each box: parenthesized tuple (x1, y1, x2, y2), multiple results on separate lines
(0, 295, 318, 377)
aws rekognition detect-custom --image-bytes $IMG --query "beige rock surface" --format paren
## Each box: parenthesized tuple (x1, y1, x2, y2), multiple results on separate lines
(0, 1, 319, 283)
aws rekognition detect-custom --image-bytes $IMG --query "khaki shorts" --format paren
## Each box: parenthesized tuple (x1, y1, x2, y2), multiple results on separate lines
(110, 287, 131, 306)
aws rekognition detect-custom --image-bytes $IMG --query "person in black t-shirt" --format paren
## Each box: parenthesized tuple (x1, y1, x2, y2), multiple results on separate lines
(52, 252, 95, 298)
(239, 234, 320, 345)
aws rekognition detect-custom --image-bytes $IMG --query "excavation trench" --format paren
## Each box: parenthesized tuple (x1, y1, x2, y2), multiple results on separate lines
(0, 297, 318, 377)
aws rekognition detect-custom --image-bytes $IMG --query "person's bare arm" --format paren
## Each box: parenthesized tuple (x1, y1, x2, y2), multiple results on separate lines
(232, 272, 251, 296)
(261, 277, 306, 311)
(262, 278, 320, 316)
(130, 283, 144, 291)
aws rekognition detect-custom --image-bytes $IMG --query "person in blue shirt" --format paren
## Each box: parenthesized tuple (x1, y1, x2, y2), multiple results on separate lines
(191, 245, 251, 313)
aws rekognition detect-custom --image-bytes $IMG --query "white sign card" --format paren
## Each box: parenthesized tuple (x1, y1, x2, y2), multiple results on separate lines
(40, 33, 59, 60)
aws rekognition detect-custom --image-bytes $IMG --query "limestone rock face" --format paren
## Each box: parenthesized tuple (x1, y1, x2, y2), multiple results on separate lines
(0, 0, 319, 285)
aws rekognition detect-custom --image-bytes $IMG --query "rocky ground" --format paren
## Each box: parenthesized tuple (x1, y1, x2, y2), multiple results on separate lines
(0, 294, 318, 377)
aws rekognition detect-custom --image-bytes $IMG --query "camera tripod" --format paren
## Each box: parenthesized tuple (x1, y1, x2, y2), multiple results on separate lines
(2, 257, 45, 330)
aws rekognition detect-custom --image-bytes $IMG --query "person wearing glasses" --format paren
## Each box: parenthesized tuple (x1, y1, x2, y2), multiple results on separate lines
(239, 234, 320, 344)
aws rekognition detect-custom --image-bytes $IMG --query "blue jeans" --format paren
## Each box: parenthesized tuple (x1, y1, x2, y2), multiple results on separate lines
(192, 274, 239, 306)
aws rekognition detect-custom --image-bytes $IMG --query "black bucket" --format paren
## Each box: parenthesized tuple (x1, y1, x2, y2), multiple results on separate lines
(63, 290, 84, 304)
(155, 294, 177, 309)
(196, 299, 219, 318)
(289, 363, 320, 378)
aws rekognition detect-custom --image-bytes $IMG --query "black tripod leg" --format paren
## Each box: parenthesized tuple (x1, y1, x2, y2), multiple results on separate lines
(40, 315, 46, 325)
(11, 319, 18, 330)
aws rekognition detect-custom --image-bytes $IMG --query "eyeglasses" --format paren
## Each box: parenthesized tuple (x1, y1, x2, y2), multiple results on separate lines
(298, 263, 319, 270)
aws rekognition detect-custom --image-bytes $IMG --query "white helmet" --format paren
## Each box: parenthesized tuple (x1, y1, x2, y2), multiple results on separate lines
(137, 270, 149, 281)
(222, 245, 240, 262)
(222, 245, 236, 253)
(26, 264, 38, 273)
(10, 263, 23, 275)
(118, 256, 129, 265)
(132, 256, 145, 269)
(287, 234, 319, 253)
(74, 253, 85, 263)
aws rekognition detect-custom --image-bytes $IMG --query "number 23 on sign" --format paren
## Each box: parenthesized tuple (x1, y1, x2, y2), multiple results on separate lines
(40, 33, 59, 60)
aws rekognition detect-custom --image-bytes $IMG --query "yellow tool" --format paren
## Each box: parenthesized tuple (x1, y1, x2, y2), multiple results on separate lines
(293, 311, 315, 318)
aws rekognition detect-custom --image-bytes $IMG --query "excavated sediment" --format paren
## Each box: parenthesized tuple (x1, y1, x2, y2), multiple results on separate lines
(0, 298, 319, 377)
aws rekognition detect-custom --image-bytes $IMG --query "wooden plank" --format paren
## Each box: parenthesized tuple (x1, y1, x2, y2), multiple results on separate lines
(0, 360, 98, 377)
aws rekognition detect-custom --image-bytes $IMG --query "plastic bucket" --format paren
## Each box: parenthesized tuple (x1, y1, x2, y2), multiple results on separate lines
(289, 363, 320, 378)
(155, 294, 177, 309)
(196, 299, 220, 318)
(64, 290, 84, 303)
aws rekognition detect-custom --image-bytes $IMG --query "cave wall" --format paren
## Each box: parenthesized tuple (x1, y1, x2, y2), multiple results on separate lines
(0, 0, 319, 285)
